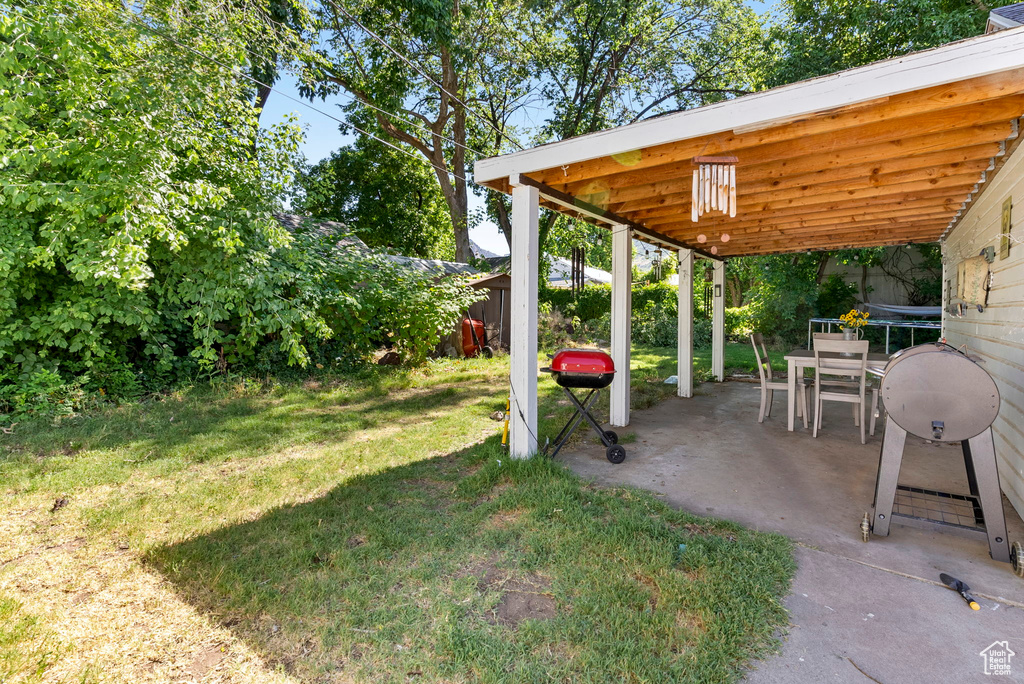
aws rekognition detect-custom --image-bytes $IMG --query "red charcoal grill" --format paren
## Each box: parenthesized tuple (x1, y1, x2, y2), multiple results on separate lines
(541, 348, 626, 464)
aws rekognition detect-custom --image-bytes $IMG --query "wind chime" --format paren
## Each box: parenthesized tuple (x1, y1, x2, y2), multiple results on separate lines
(691, 156, 738, 223)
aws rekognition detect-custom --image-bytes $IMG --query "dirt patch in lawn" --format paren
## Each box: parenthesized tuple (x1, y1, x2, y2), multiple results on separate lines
(462, 555, 557, 627)
(493, 575, 557, 626)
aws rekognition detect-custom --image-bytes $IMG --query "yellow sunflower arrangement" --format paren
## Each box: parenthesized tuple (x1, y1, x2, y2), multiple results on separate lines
(839, 309, 869, 330)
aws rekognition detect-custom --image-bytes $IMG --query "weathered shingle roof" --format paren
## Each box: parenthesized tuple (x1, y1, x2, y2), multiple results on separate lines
(275, 213, 369, 251)
(991, 3, 1024, 25)
(384, 255, 479, 276)
(276, 213, 478, 277)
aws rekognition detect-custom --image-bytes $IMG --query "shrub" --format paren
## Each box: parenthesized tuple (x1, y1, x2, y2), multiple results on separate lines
(0, 368, 86, 421)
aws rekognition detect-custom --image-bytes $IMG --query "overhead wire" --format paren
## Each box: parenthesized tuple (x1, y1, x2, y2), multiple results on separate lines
(160, 8, 487, 158)
(12, 4, 661, 254)
(320, 0, 527, 152)
(115, 10, 481, 189)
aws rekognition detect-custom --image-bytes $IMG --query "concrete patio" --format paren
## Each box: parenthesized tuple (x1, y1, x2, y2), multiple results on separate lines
(557, 381, 1024, 683)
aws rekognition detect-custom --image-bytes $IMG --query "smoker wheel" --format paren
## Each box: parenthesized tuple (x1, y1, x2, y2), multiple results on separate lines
(606, 445, 626, 464)
(1012, 541, 1024, 578)
(604, 430, 618, 445)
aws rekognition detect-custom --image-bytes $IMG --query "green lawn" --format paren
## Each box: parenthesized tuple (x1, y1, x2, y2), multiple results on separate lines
(0, 347, 793, 683)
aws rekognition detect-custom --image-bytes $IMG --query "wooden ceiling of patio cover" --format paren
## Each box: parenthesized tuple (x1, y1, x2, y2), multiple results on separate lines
(476, 46, 1024, 257)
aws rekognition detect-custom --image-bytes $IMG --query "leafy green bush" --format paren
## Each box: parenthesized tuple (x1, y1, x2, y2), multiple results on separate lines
(633, 301, 679, 347)
(543, 283, 751, 348)
(1, 2, 479, 399)
(0, 2, 321, 378)
(816, 274, 860, 319)
(0, 368, 86, 421)
(725, 306, 753, 340)
(693, 318, 713, 347)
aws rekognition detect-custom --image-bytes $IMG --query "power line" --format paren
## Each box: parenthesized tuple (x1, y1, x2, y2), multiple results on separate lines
(117, 11, 479, 188)
(322, 0, 526, 152)
(14, 5, 647, 250)
(165, 10, 487, 158)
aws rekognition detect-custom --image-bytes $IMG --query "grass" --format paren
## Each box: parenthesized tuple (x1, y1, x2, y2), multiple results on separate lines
(0, 346, 793, 683)
(0, 596, 59, 684)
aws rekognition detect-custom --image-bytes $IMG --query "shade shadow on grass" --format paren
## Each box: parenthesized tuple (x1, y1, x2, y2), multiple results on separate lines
(1, 382, 497, 495)
(147, 437, 794, 684)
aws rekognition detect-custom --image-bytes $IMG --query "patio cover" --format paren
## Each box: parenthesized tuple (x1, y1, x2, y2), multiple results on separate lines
(475, 27, 1024, 457)
(475, 27, 1024, 258)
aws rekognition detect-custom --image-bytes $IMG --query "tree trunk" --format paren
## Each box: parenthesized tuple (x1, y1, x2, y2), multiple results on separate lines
(861, 264, 870, 303)
(253, 83, 272, 119)
(815, 254, 830, 284)
(726, 274, 742, 307)
(491, 193, 512, 248)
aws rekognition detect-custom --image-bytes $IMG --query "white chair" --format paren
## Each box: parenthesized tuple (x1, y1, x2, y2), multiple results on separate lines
(751, 333, 809, 427)
(812, 338, 879, 444)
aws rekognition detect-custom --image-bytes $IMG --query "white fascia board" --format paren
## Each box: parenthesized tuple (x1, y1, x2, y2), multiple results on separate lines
(989, 15, 1021, 32)
(475, 26, 1024, 184)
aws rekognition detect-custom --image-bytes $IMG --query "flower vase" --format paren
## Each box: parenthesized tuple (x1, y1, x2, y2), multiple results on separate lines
(841, 327, 860, 356)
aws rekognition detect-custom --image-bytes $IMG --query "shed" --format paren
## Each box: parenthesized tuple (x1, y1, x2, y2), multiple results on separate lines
(466, 273, 511, 351)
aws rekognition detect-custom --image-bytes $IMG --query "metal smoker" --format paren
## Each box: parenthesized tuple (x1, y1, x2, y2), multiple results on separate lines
(864, 342, 1023, 577)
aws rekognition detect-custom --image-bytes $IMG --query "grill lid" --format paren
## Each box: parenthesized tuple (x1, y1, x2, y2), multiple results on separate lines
(881, 342, 999, 442)
(549, 348, 615, 375)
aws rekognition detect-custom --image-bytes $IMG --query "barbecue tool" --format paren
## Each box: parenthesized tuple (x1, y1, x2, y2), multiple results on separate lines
(940, 573, 980, 610)
(541, 349, 625, 463)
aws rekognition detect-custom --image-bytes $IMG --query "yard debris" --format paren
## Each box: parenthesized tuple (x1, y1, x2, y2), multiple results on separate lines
(489, 410, 505, 421)
(1, 422, 17, 434)
(50, 497, 69, 513)
(378, 351, 402, 366)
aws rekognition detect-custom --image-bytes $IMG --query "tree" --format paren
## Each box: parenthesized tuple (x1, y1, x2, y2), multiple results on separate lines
(763, 0, 996, 88)
(303, 0, 533, 263)
(292, 134, 455, 259)
(0, 0, 327, 375)
(521, 0, 764, 253)
(243, 0, 317, 118)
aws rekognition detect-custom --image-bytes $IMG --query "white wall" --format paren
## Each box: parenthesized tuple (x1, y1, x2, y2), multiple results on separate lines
(822, 247, 935, 307)
(943, 143, 1024, 521)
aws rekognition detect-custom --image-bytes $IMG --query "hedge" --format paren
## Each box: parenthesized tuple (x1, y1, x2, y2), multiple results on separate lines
(540, 283, 752, 346)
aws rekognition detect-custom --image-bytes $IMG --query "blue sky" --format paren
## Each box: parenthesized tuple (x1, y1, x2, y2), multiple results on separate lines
(263, 0, 780, 257)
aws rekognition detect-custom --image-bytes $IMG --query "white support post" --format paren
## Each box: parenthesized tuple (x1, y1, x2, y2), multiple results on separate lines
(509, 182, 539, 458)
(677, 249, 694, 398)
(712, 259, 725, 382)
(610, 224, 632, 427)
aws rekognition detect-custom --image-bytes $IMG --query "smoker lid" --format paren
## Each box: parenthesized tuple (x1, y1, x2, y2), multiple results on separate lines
(549, 348, 615, 374)
(881, 343, 999, 442)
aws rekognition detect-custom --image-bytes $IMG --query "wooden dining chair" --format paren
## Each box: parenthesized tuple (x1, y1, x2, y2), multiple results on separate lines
(811, 333, 882, 432)
(811, 338, 878, 444)
(751, 333, 809, 427)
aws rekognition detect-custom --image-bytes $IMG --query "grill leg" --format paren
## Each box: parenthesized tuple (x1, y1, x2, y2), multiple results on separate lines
(545, 389, 598, 459)
(965, 429, 1011, 563)
(871, 418, 907, 537)
(563, 387, 615, 447)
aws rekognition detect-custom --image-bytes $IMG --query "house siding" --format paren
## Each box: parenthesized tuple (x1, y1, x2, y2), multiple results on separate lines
(943, 141, 1024, 520)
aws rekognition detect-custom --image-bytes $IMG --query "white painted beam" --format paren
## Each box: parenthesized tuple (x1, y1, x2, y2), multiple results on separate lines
(509, 183, 539, 458)
(677, 249, 694, 398)
(475, 26, 1024, 184)
(610, 224, 632, 427)
(712, 259, 725, 382)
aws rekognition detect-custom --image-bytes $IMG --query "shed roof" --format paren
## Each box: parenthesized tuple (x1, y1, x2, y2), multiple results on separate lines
(276, 213, 479, 276)
(991, 3, 1024, 27)
(475, 27, 1024, 257)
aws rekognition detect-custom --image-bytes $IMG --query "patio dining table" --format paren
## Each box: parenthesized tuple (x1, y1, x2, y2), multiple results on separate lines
(783, 348, 891, 431)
